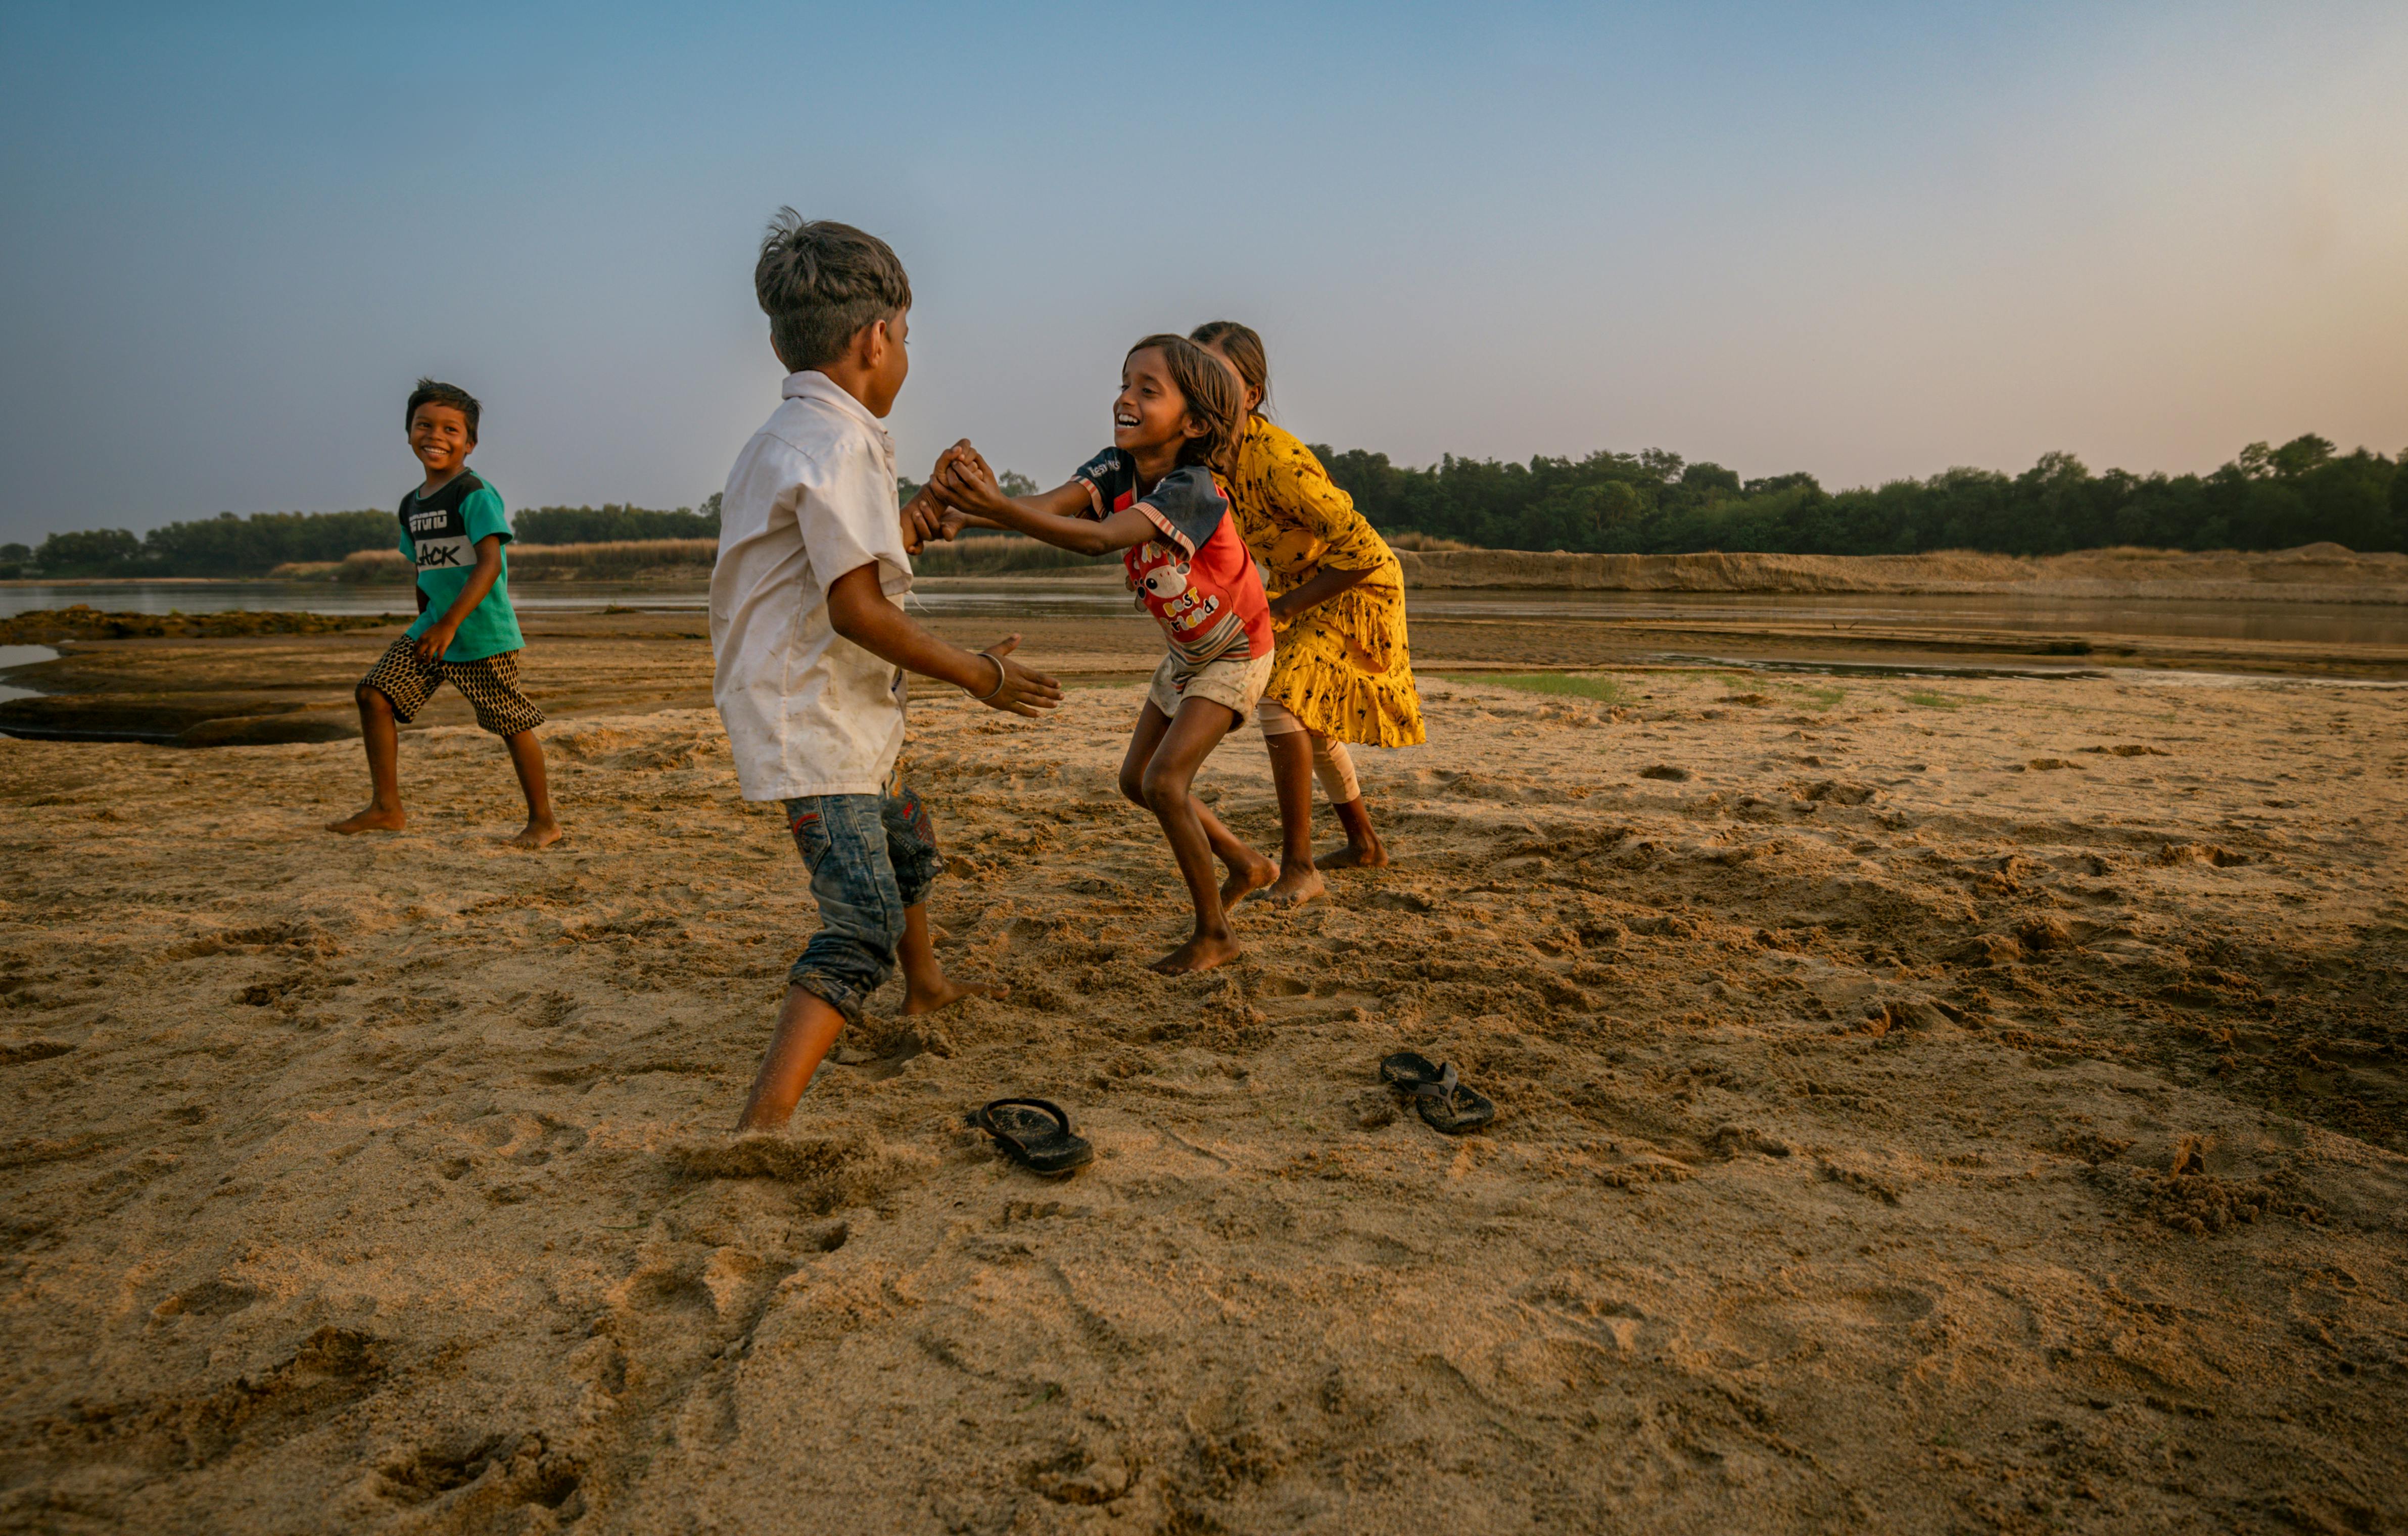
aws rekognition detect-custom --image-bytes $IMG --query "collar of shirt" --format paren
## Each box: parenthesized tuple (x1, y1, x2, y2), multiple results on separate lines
(784, 371, 895, 470)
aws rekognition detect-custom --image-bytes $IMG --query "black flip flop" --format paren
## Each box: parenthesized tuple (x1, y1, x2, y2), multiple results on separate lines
(971, 1098, 1094, 1177)
(1378, 1052, 1497, 1135)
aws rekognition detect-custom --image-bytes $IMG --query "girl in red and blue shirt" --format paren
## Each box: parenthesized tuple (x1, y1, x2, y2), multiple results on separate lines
(933, 333, 1276, 974)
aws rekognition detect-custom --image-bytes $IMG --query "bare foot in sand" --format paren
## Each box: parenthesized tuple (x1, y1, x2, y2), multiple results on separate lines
(327, 805, 406, 835)
(1258, 865, 1327, 907)
(1219, 850, 1278, 908)
(1315, 798, 1389, 870)
(1150, 932, 1243, 975)
(904, 976, 1007, 1015)
(507, 817, 562, 849)
(1315, 834, 1389, 870)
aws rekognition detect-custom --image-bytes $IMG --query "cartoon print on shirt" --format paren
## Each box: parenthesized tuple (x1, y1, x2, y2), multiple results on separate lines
(1128, 541, 1246, 668)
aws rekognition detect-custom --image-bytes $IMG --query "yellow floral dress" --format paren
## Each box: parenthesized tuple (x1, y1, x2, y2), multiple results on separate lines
(1224, 414, 1426, 747)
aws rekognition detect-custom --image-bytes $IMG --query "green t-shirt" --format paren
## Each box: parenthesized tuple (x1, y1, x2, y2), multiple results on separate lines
(397, 471, 525, 661)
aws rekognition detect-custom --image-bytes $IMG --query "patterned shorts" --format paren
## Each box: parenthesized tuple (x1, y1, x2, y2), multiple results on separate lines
(361, 638, 546, 736)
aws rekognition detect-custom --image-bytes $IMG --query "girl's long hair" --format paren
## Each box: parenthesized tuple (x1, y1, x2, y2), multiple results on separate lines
(1189, 320, 1268, 418)
(1128, 333, 1242, 477)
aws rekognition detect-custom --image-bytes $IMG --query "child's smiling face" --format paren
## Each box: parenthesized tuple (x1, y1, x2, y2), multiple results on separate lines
(409, 403, 475, 477)
(1113, 347, 1202, 458)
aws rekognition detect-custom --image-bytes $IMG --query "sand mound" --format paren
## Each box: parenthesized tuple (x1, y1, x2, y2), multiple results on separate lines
(2, 673, 2404, 1531)
(1397, 543, 2408, 601)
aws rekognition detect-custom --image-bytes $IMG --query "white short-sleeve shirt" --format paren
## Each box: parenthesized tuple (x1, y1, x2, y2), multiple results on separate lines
(710, 371, 914, 801)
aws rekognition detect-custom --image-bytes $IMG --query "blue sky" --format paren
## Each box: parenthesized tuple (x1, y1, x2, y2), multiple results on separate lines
(2, 1, 2403, 543)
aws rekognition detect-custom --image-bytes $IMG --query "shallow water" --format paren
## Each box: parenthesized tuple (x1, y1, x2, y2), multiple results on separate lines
(0, 644, 59, 703)
(9, 578, 2408, 646)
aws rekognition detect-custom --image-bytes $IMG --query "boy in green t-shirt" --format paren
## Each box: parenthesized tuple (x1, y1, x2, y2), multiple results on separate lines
(327, 378, 560, 848)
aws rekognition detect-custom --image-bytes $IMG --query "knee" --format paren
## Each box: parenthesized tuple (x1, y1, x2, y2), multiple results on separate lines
(1139, 761, 1192, 811)
(1117, 766, 1149, 807)
(355, 683, 391, 717)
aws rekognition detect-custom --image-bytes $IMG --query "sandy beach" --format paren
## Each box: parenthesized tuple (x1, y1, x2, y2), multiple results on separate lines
(3, 639, 2405, 1532)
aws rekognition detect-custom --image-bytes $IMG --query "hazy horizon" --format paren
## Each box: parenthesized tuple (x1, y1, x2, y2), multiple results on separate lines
(3, 2, 2404, 545)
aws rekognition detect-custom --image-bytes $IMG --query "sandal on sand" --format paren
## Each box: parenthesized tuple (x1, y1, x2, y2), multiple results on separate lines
(1379, 1052, 1497, 1135)
(971, 1099, 1094, 1177)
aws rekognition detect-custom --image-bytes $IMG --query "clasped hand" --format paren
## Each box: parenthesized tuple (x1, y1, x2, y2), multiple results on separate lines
(901, 440, 1006, 553)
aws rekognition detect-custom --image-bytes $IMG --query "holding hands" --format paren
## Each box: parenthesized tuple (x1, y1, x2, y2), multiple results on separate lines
(901, 484, 949, 554)
(930, 439, 1012, 524)
(900, 440, 1006, 551)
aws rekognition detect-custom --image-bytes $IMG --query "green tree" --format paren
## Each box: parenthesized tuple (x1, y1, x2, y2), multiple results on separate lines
(38, 528, 143, 574)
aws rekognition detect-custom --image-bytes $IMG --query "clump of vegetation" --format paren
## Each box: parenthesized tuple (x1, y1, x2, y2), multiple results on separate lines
(1449, 673, 1633, 703)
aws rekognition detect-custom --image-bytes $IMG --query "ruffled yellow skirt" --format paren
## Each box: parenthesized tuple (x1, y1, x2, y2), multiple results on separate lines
(1263, 555, 1426, 747)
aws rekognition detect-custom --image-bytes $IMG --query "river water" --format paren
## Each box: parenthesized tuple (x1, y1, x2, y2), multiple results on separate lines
(6, 579, 2407, 647)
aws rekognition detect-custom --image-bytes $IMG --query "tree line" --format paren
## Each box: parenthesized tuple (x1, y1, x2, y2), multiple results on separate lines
(1314, 434, 2403, 558)
(4, 498, 727, 578)
(7, 435, 2401, 578)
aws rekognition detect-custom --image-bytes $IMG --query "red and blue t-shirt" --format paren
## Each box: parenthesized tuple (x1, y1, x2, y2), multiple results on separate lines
(1072, 449, 1274, 673)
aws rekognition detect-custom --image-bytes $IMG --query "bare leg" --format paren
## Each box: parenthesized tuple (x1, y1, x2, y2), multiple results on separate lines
(1256, 731, 1328, 907)
(502, 730, 561, 848)
(898, 902, 1005, 1014)
(1119, 703, 1273, 909)
(327, 684, 407, 834)
(1141, 699, 1261, 974)
(1197, 796, 1278, 908)
(1317, 796, 1389, 869)
(736, 985, 848, 1131)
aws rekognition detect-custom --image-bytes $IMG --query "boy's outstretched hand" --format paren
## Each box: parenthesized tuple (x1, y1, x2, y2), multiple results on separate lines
(967, 634, 1061, 718)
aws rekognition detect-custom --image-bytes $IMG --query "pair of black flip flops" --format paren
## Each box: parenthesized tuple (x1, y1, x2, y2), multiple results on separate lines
(972, 1057, 1492, 1178)
(1380, 1052, 1497, 1134)
(971, 1099, 1094, 1177)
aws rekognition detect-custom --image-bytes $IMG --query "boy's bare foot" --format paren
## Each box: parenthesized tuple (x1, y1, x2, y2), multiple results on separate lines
(507, 817, 562, 849)
(903, 976, 1007, 1015)
(1315, 836, 1389, 870)
(1150, 932, 1243, 975)
(1218, 850, 1278, 907)
(327, 805, 406, 835)
(1259, 865, 1327, 907)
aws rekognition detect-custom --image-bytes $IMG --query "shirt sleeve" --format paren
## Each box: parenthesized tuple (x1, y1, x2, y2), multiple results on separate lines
(1133, 465, 1229, 557)
(1263, 440, 1386, 570)
(800, 438, 912, 598)
(1069, 447, 1131, 519)
(461, 487, 512, 545)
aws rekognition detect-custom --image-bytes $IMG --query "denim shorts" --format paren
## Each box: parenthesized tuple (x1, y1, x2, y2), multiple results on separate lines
(781, 775, 943, 1023)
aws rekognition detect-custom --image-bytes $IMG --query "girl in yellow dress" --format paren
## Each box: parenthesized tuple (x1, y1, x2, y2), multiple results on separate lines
(1191, 321, 1426, 907)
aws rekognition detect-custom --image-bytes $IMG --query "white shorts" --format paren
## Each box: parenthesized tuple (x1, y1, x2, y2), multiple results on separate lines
(1146, 650, 1275, 724)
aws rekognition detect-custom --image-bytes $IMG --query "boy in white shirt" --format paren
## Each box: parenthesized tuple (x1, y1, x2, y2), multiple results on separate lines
(713, 211, 1060, 1132)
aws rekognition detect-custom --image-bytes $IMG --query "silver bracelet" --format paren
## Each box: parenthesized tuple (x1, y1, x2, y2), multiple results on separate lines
(971, 652, 1007, 701)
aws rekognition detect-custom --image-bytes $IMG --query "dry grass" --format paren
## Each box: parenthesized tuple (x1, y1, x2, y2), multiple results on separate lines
(1382, 529, 1481, 552)
(510, 539, 716, 574)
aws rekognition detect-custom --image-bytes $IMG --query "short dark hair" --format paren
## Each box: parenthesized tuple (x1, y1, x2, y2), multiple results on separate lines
(407, 378, 481, 440)
(756, 210, 912, 372)
(1128, 333, 1242, 477)
(1189, 320, 1269, 415)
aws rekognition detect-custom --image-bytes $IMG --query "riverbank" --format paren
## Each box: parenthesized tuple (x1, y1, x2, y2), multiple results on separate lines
(6, 580, 2407, 747)
(16, 541, 2408, 611)
(1395, 542, 2408, 602)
